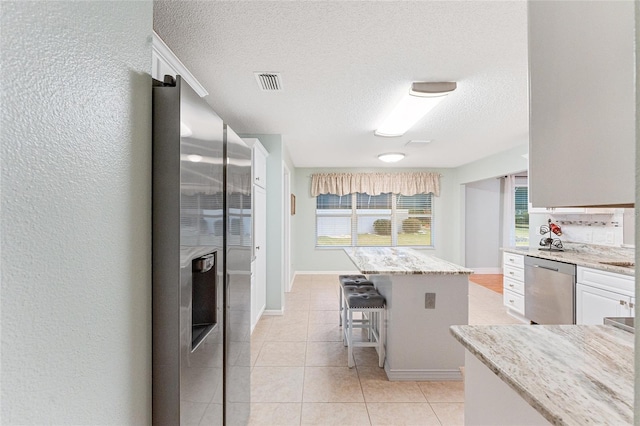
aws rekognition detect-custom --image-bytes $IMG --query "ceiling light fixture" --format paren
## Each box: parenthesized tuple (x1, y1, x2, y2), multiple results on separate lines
(180, 122, 193, 137)
(186, 154, 203, 163)
(378, 153, 405, 163)
(405, 139, 432, 146)
(374, 82, 457, 137)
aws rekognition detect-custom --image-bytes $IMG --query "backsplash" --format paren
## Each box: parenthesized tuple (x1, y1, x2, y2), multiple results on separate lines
(529, 210, 625, 248)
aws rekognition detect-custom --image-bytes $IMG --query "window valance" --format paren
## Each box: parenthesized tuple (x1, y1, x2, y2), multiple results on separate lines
(310, 172, 440, 197)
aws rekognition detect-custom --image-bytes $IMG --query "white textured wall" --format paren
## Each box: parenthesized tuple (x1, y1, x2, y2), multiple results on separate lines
(1, 2, 153, 424)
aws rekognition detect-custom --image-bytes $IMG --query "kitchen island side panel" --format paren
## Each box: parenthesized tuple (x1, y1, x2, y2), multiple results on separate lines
(372, 273, 468, 381)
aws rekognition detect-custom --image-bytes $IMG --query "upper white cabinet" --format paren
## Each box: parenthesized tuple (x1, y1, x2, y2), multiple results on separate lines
(528, 1, 635, 208)
(243, 138, 269, 331)
(253, 145, 268, 189)
(244, 138, 268, 189)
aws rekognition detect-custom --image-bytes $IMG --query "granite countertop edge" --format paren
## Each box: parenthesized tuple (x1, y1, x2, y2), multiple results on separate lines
(502, 246, 635, 276)
(344, 247, 473, 275)
(450, 326, 563, 425)
(450, 324, 634, 426)
(362, 269, 473, 276)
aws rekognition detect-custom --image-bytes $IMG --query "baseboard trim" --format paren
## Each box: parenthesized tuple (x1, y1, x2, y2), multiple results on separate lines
(263, 309, 284, 316)
(288, 272, 296, 292)
(469, 267, 502, 275)
(384, 366, 463, 381)
(506, 309, 529, 324)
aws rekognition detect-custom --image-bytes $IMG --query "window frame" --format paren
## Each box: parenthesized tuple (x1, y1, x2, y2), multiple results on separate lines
(315, 192, 434, 249)
(514, 184, 529, 247)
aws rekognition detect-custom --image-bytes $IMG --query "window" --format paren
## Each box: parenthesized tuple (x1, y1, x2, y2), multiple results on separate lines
(316, 192, 433, 247)
(514, 186, 529, 247)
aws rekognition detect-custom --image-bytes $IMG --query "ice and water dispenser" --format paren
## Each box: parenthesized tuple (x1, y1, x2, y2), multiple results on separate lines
(191, 252, 217, 350)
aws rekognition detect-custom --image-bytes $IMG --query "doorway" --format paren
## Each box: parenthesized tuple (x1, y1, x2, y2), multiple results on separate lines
(283, 162, 292, 292)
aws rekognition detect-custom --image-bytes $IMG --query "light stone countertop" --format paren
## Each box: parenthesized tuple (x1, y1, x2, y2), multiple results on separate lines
(503, 243, 635, 276)
(450, 324, 633, 426)
(344, 247, 473, 275)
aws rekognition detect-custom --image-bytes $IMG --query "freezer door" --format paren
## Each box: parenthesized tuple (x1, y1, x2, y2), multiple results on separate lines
(223, 125, 252, 425)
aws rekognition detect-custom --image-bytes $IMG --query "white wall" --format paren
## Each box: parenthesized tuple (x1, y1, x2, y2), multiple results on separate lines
(464, 178, 502, 271)
(455, 142, 529, 186)
(1, 2, 152, 423)
(451, 142, 529, 265)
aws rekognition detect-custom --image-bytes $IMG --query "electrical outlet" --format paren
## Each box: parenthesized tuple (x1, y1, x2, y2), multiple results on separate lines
(583, 230, 593, 243)
(606, 232, 615, 244)
(425, 293, 436, 309)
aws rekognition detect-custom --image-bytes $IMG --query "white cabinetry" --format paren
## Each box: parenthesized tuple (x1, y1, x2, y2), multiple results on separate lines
(528, 205, 618, 215)
(151, 32, 208, 96)
(503, 253, 525, 316)
(528, 205, 585, 214)
(576, 267, 635, 325)
(244, 138, 269, 332)
(528, 1, 635, 208)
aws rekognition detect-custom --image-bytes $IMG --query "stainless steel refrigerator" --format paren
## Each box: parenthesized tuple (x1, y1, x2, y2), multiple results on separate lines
(152, 75, 252, 425)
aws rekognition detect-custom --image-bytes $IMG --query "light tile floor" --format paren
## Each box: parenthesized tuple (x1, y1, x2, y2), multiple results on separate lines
(249, 274, 523, 425)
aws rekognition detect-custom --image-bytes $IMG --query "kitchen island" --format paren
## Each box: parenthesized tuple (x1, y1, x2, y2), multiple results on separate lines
(344, 247, 472, 381)
(450, 324, 633, 425)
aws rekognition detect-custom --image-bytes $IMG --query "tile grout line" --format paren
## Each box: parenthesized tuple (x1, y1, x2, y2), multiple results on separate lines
(418, 383, 445, 426)
(299, 291, 311, 425)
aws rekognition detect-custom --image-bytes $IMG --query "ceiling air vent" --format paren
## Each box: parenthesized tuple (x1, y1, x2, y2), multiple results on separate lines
(254, 72, 283, 91)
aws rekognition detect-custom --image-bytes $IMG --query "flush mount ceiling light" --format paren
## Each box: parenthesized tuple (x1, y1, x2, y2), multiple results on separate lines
(374, 82, 457, 137)
(180, 122, 193, 137)
(405, 139, 432, 146)
(378, 153, 405, 163)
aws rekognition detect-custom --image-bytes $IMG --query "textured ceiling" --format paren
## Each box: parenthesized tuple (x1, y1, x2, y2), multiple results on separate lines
(154, 1, 528, 168)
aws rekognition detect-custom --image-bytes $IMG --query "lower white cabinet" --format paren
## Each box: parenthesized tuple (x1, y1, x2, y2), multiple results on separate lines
(502, 252, 525, 316)
(576, 266, 635, 325)
(503, 289, 525, 315)
(576, 284, 634, 324)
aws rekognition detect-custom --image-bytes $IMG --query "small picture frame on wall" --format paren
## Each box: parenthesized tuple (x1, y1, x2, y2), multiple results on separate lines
(291, 194, 296, 215)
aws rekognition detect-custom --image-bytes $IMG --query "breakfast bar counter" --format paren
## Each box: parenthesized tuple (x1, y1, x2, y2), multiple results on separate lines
(344, 247, 472, 380)
(450, 324, 633, 425)
(344, 247, 474, 276)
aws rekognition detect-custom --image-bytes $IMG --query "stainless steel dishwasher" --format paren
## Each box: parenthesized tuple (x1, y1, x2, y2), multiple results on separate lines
(524, 256, 576, 324)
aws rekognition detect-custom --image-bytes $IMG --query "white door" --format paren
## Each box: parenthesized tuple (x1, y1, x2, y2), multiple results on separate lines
(576, 284, 631, 325)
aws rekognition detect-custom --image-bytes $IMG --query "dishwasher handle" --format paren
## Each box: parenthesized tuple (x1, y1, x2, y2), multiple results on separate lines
(533, 264, 559, 272)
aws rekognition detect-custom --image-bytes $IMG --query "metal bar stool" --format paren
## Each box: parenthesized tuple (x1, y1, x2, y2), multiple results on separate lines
(342, 287, 386, 368)
(338, 275, 374, 326)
